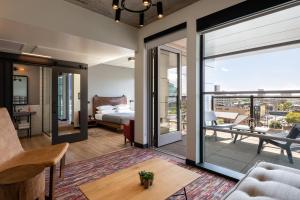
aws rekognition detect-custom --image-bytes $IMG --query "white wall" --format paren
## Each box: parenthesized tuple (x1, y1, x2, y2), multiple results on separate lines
(0, 0, 138, 50)
(88, 65, 135, 115)
(135, 0, 245, 162)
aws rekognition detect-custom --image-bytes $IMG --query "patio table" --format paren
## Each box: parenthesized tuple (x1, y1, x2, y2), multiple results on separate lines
(233, 125, 270, 143)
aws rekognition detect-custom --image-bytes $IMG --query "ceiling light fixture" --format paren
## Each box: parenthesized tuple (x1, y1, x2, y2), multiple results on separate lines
(112, 0, 119, 10)
(115, 8, 121, 22)
(143, 0, 150, 6)
(139, 13, 144, 27)
(113, 0, 163, 27)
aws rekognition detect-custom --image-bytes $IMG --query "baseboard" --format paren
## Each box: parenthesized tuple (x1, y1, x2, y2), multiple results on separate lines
(134, 142, 149, 148)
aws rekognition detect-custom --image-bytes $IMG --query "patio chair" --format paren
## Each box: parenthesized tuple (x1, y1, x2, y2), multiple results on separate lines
(257, 124, 300, 164)
(205, 111, 248, 141)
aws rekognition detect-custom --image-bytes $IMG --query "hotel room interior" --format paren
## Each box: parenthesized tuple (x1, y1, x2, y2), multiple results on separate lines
(1, 0, 300, 199)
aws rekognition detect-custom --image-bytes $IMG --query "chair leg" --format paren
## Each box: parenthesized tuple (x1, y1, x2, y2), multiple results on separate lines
(233, 134, 239, 143)
(124, 137, 127, 145)
(214, 130, 217, 141)
(257, 139, 264, 154)
(49, 165, 56, 200)
(60, 155, 66, 178)
(286, 148, 294, 164)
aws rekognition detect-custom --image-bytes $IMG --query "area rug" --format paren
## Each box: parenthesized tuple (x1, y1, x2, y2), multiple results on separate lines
(47, 148, 235, 200)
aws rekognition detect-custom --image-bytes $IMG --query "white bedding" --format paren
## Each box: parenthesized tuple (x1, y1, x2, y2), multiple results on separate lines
(95, 111, 134, 120)
(95, 113, 103, 120)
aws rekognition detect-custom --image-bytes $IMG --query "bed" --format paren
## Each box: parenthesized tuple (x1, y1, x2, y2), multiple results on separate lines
(93, 95, 134, 132)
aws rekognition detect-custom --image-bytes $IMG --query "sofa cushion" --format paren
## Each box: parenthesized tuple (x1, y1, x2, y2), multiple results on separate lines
(223, 162, 300, 200)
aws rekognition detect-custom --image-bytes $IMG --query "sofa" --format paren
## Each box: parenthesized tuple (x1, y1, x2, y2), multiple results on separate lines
(223, 162, 300, 200)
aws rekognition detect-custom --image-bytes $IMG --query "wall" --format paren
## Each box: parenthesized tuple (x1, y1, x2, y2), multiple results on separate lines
(88, 64, 135, 115)
(135, 0, 245, 162)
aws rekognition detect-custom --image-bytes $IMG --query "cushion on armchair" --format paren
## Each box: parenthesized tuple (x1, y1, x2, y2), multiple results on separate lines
(223, 162, 300, 200)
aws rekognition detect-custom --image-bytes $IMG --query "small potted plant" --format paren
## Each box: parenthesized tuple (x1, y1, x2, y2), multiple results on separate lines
(138, 171, 146, 185)
(142, 172, 154, 189)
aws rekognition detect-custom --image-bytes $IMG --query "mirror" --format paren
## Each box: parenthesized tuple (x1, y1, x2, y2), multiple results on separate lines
(13, 75, 28, 105)
(57, 72, 81, 136)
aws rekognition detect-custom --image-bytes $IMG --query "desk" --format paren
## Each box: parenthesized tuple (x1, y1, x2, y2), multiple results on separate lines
(13, 111, 36, 138)
(80, 158, 200, 200)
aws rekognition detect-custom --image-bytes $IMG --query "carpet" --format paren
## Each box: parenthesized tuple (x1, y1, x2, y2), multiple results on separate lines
(48, 148, 235, 200)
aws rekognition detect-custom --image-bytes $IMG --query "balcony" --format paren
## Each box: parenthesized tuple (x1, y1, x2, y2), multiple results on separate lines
(204, 91, 300, 173)
(160, 91, 300, 173)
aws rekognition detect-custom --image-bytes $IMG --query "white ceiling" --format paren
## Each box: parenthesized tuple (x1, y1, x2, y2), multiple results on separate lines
(0, 18, 135, 67)
(165, 38, 187, 54)
(104, 56, 135, 68)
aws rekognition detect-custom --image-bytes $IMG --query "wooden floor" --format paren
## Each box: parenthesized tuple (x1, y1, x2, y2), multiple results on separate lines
(20, 128, 130, 164)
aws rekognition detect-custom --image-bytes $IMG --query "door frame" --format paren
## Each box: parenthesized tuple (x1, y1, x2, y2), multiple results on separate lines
(52, 66, 88, 144)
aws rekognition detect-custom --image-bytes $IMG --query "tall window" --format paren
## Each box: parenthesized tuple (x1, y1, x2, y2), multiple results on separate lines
(202, 5, 300, 173)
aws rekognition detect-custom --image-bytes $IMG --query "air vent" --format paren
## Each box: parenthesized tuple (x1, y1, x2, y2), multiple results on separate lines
(0, 39, 24, 53)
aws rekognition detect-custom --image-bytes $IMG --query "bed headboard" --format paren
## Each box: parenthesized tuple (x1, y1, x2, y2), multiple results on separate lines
(93, 95, 127, 116)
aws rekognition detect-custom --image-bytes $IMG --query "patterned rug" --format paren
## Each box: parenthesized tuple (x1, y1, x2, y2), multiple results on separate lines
(48, 148, 236, 200)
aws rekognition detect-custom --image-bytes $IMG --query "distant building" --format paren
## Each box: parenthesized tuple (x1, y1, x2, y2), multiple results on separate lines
(258, 89, 265, 97)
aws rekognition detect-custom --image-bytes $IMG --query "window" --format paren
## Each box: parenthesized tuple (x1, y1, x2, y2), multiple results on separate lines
(201, 4, 300, 173)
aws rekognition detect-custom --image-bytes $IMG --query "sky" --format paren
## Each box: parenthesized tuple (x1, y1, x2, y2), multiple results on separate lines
(205, 46, 300, 92)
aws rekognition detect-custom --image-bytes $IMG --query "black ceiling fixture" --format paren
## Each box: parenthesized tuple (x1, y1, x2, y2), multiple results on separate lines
(112, 0, 164, 27)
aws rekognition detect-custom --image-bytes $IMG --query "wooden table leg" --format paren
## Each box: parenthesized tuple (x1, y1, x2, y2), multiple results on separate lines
(49, 165, 56, 200)
(60, 155, 66, 178)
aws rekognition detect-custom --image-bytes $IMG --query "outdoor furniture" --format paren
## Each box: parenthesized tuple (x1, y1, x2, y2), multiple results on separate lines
(205, 111, 248, 140)
(257, 124, 300, 164)
(123, 120, 134, 146)
(0, 108, 69, 200)
(222, 161, 300, 200)
(233, 125, 269, 143)
(80, 158, 200, 200)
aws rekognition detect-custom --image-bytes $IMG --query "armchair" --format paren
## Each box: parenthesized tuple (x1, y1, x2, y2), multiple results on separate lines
(123, 120, 134, 146)
(0, 108, 69, 200)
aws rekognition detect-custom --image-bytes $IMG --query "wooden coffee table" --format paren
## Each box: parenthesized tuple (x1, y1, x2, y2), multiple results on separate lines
(80, 158, 200, 200)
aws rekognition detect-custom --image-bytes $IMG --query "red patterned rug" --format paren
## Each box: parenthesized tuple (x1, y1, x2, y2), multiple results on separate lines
(47, 148, 235, 200)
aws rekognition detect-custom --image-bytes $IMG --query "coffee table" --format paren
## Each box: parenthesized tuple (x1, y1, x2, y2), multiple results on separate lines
(80, 158, 200, 200)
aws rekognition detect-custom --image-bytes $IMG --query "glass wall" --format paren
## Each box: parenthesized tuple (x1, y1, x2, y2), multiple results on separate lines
(202, 5, 300, 173)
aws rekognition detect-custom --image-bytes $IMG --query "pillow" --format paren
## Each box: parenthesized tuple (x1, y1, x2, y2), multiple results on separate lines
(116, 109, 132, 113)
(116, 104, 130, 110)
(96, 109, 115, 114)
(96, 105, 115, 110)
